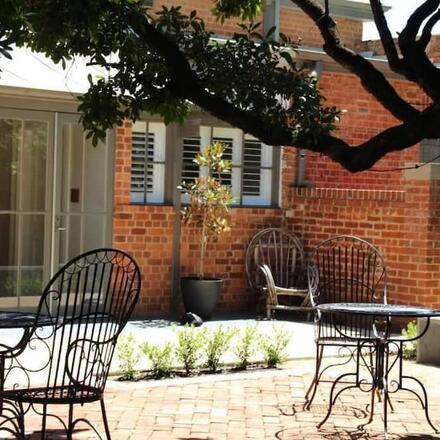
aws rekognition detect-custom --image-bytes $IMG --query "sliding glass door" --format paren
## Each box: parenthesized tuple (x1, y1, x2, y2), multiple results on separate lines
(0, 109, 114, 311)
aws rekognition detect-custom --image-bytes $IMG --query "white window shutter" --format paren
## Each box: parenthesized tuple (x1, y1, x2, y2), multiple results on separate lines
(130, 121, 165, 204)
(242, 135, 273, 206)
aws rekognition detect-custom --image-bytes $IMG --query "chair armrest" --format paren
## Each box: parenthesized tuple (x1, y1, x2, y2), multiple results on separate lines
(259, 264, 278, 305)
(275, 286, 308, 296)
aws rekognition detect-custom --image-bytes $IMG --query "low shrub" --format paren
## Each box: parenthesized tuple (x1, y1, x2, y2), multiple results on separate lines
(175, 325, 206, 375)
(204, 326, 237, 373)
(117, 333, 139, 380)
(260, 325, 291, 368)
(140, 342, 174, 378)
(233, 325, 259, 370)
(402, 320, 418, 360)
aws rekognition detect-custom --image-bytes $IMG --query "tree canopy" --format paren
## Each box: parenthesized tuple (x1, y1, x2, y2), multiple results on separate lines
(1, 0, 440, 172)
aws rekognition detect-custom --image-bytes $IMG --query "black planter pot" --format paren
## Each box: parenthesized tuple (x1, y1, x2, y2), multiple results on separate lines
(180, 277, 222, 320)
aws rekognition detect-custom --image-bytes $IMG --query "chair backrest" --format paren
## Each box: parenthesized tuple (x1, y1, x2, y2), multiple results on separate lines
(308, 235, 387, 339)
(245, 228, 305, 292)
(5, 248, 141, 396)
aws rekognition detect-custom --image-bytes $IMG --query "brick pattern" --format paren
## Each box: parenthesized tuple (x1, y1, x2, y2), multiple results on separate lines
(302, 72, 423, 190)
(292, 187, 406, 202)
(286, 178, 440, 309)
(114, 122, 286, 315)
(280, 7, 363, 48)
(20, 359, 440, 439)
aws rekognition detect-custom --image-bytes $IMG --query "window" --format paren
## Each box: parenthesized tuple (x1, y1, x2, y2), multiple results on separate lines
(130, 120, 278, 206)
(130, 121, 166, 204)
(181, 126, 275, 206)
(420, 138, 440, 163)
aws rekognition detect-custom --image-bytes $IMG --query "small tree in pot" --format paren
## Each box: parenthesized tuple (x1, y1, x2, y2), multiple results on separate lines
(180, 141, 234, 319)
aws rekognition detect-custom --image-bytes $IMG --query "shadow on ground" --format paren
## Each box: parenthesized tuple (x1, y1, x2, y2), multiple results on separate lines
(276, 401, 440, 439)
(27, 428, 89, 439)
(276, 428, 440, 439)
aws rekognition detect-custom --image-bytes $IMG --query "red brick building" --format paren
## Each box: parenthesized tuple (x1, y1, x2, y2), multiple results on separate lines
(1, 0, 439, 316)
(112, 0, 440, 316)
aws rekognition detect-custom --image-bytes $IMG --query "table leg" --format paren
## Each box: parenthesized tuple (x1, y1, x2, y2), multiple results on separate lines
(317, 371, 359, 428)
(399, 374, 439, 433)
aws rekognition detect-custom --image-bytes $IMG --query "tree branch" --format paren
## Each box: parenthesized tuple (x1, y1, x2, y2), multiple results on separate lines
(400, 0, 440, 40)
(306, 105, 440, 172)
(290, 0, 419, 122)
(124, 2, 440, 172)
(399, 0, 440, 99)
(419, 8, 440, 49)
(369, 0, 416, 80)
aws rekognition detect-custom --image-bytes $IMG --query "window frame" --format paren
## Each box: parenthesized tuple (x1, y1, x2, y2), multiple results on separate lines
(129, 118, 281, 208)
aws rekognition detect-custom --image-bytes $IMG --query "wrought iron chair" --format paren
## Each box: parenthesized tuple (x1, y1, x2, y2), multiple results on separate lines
(304, 235, 387, 409)
(0, 248, 141, 439)
(245, 228, 310, 318)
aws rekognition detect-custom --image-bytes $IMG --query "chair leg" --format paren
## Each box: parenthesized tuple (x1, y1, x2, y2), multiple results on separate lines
(41, 404, 47, 440)
(304, 344, 324, 410)
(18, 401, 25, 439)
(67, 403, 74, 440)
(100, 398, 112, 440)
(266, 305, 272, 319)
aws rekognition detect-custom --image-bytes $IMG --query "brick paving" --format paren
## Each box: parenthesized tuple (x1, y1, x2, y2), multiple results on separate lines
(18, 359, 440, 439)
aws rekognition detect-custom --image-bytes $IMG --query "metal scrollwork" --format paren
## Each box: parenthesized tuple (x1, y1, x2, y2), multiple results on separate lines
(304, 235, 388, 411)
(0, 248, 141, 439)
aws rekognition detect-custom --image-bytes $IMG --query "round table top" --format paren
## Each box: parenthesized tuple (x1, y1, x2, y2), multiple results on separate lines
(0, 311, 52, 329)
(317, 302, 440, 317)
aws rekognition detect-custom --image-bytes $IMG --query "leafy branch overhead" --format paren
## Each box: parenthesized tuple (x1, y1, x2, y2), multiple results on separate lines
(2, 0, 440, 171)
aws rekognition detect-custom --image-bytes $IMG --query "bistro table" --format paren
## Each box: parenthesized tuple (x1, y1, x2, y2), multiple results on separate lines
(316, 302, 440, 438)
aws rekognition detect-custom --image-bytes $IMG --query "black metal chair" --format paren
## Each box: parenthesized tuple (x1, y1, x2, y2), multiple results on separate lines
(245, 228, 310, 318)
(0, 248, 141, 439)
(304, 235, 387, 409)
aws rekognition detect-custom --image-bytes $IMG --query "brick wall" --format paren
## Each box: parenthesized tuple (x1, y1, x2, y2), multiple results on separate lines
(302, 72, 423, 190)
(284, 174, 440, 310)
(113, 122, 175, 316)
(113, 123, 285, 315)
(278, 71, 440, 310)
(280, 7, 362, 48)
(153, 0, 363, 46)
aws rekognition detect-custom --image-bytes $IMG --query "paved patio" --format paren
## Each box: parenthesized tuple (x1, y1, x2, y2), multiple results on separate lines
(18, 357, 440, 439)
(2, 316, 440, 439)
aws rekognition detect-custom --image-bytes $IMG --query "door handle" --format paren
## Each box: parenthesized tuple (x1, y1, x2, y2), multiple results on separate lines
(55, 215, 66, 231)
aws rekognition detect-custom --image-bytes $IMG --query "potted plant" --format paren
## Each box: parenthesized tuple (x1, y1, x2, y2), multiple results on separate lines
(179, 141, 235, 320)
